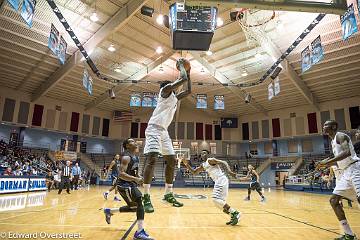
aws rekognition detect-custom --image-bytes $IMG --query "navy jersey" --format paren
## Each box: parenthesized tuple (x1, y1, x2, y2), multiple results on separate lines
(249, 170, 258, 183)
(111, 159, 121, 175)
(117, 153, 139, 187)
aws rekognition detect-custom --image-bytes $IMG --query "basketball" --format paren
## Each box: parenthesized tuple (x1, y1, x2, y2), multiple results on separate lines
(176, 58, 191, 72)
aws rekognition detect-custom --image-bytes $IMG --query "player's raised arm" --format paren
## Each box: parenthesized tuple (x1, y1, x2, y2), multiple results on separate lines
(119, 156, 143, 185)
(181, 158, 204, 175)
(207, 158, 237, 178)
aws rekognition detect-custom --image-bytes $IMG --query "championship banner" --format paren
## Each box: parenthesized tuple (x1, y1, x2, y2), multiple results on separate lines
(48, 24, 59, 56)
(142, 92, 153, 107)
(7, 0, 20, 10)
(130, 93, 142, 107)
(58, 36, 67, 64)
(274, 78, 280, 96)
(152, 94, 158, 108)
(311, 35, 324, 65)
(82, 69, 92, 95)
(340, 4, 358, 41)
(0, 177, 29, 194)
(55, 151, 77, 161)
(196, 94, 207, 109)
(214, 95, 224, 110)
(268, 82, 274, 100)
(301, 46, 311, 73)
(220, 118, 238, 128)
(20, 0, 36, 27)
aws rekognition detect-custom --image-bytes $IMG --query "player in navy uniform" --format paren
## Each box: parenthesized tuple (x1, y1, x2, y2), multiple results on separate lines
(242, 164, 266, 202)
(103, 154, 121, 201)
(104, 138, 154, 240)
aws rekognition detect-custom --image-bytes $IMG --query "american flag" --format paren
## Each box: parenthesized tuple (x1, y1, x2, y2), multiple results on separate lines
(113, 111, 133, 122)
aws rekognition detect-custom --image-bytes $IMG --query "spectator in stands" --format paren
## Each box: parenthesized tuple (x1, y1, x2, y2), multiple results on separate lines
(46, 171, 54, 192)
(354, 127, 360, 155)
(308, 160, 316, 172)
(3, 167, 13, 176)
(71, 162, 81, 190)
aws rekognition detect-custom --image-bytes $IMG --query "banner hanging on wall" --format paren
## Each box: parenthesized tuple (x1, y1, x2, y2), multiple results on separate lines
(130, 93, 142, 107)
(48, 24, 59, 55)
(20, 0, 36, 27)
(301, 46, 312, 73)
(311, 35, 324, 65)
(58, 36, 67, 64)
(196, 94, 207, 109)
(268, 82, 274, 100)
(7, 0, 20, 10)
(142, 92, 154, 107)
(274, 78, 280, 96)
(340, 4, 358, 41)
(214, 95, 224, 110)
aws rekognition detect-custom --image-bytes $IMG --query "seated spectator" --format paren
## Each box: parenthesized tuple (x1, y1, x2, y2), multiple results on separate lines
(3, 167, 13, 176)
(308, 160, 316, 172)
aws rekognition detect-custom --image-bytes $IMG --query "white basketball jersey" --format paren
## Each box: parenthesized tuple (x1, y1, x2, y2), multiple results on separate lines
(148, 88, 178, 129)
(202, 159, 225, 181)
(331, 132, 360, 170)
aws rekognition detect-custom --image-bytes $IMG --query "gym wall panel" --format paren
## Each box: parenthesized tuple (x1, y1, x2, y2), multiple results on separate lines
(196, 122, 204, 140)
(334, 108, 346, 130)
(131, 122, 139, 138)
(177, 122, 185, 139)
(295, 117, 305, 135)
(31, 104, 44, 127)
(288, 139, 298, 153)
(58, 112, 68, 131)
(82, 114, 90, 134)
(242, 123, 249, 140)
(168, 122, 175, 139)
(2, 98, 16, 122)
(214, 125, 221, 140)
(92, 116, 101, 135)
(205, 124, 212, 140)
(283, 118, 292, 137)
(307, 112, 318, 134)
(264, 142, 272, 154)
(102, 118, 110, 137)
(320, 111, 330, 127)
(302, 139, 313, 152)
(186, 122, 194, 140)
(272, 118, 281, 138)
(349, 106, 360, 129)
(70, 112, 80, 132)
(17, 101, 30, 124)
(140, 123, 147, 138)
(261, 120, 269, 139)
(252, 121, 259, 139)
(45, 109, 56, 129)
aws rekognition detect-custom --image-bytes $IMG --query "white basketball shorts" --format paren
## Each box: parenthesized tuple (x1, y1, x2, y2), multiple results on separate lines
(333, 161, 360, 200)
(144, 124, 175, 156)
(212, 176, 229, 201)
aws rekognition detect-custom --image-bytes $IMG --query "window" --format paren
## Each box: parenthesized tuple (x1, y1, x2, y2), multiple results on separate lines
(210, 142, 216, 154)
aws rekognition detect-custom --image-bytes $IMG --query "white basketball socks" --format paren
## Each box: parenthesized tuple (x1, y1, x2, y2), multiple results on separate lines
(165, 184, 173, 194)
(340, 220, 354, 236)
(137, 220, 144, 232)
(143, 184, 151, 195)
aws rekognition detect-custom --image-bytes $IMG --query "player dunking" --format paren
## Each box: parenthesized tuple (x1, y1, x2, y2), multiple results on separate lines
(142, 58, 191, 213)
(242, 165, 266, 202)
(103, 154, 121, 201)
(181, 150, 241, 225)
(316, 120, 360, 240)
(103, 138, 154, 240)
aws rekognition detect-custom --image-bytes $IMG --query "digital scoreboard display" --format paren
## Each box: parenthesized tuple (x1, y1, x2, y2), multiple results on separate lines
(169, 3, 217, 50)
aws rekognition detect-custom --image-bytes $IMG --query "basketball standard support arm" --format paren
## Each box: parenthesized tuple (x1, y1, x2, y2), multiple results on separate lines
(186, 0, 347, 15)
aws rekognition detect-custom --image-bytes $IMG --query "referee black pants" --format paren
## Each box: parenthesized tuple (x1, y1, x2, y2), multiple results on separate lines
(58, 176, 71, 194)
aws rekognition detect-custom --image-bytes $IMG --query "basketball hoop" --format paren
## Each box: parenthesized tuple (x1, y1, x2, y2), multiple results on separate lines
(235, 8, 276, 45)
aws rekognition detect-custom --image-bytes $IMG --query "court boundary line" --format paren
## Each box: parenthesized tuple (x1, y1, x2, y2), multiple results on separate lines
(120, 219, 137, 240)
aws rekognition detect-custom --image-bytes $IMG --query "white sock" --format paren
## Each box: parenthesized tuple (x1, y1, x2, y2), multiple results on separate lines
(143, 184, 151, 195)
(137, 220, 144, 232)
(109, 208, 118, 214)
(340, 220, 354, 236)
(165, 184, 173, 194)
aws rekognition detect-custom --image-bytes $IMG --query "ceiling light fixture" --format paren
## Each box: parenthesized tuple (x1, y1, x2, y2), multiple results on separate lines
(90, 12, 99, 22)
(114, 67, 122, 73)
(206, 50, 213, 56)
(200, 68, 205, 74)
(255, 53, 262, 60)
(108, 44, 116, 52)
(241, 70, 248, 77)
(156, 46, 163, 54)
(159, 66, 164, 73)
(156, 14, 164, 25)
(216, 17, 224, 27)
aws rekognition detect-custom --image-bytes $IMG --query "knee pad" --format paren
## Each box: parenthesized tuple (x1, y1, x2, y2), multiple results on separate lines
(212, 198, 226, 210)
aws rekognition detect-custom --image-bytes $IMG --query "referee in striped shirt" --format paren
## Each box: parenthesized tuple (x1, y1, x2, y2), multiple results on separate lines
(58, 161, 72, 194)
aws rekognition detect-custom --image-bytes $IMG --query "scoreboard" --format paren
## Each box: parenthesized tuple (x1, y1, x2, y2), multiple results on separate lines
(169, 3, 217, 51)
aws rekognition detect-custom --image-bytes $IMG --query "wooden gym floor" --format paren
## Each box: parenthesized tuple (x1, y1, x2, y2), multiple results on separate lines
(0, 186, 359, 240)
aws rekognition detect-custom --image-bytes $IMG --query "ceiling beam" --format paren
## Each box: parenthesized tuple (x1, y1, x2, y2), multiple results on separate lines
(31, 0, 148, 102)
(191, 51, 268, 116)
(259, 35, 319, 110)
(84, 51, 175, 110)
(186, 0, 347, 15)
